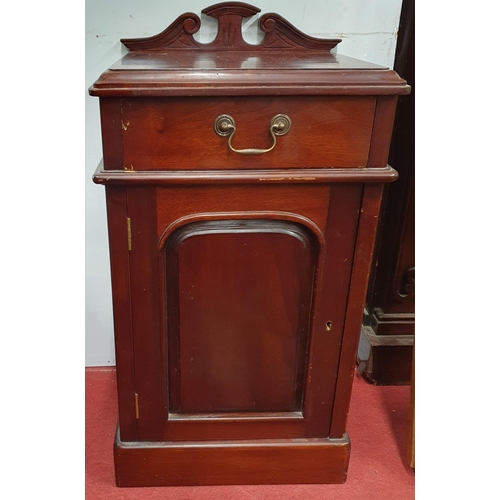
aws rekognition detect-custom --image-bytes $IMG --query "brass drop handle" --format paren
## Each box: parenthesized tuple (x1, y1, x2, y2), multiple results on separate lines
(214, 114, 291, 155)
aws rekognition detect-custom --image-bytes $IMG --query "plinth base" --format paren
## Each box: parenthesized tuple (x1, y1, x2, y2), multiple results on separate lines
(114, 426, 351, 487)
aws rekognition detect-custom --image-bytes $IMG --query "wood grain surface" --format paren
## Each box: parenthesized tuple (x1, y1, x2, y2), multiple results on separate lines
(121, 96, 375, 170)
(91, 1, 408, 486)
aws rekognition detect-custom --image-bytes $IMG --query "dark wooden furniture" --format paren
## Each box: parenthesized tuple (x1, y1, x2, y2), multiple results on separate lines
(358, 0, 415, 385)
(90, 2, 409, 487)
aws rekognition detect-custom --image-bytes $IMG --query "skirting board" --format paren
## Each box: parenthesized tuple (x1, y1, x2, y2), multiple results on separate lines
(114, 426, 351, 487)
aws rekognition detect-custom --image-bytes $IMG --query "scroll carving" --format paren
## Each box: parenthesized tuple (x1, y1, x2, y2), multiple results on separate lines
(397, 266, 415, 300)
(121, 2, 341, 52)
(121, 13, 202, 51)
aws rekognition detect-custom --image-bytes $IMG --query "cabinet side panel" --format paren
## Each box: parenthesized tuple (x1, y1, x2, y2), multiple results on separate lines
(99, 98, 124, 170)
(126, 187, 165, 441)
(301, 184, 362, 436)
(367, 96, 398, 168)
(329, 183, 384, 437)
(105, 186, 137, 440)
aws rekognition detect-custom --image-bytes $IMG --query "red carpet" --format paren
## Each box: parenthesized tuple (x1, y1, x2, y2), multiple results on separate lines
(86, 367, 414, 499)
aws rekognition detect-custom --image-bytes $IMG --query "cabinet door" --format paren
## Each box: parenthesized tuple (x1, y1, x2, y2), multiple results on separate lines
(166, 219, 315, 415)
(124, 184, 362, 442)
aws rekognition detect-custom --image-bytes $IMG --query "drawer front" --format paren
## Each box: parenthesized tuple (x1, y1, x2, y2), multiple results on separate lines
(121, 96, 375, 170)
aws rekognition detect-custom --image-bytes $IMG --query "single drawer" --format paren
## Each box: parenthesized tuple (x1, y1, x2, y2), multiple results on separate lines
(120, 96, 376, 171)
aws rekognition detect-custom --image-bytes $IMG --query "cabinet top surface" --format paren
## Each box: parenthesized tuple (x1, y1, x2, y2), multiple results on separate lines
(90, 2, 410, 97)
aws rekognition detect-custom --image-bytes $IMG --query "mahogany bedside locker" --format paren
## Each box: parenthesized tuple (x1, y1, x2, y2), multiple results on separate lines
(89, 2, 410, 487)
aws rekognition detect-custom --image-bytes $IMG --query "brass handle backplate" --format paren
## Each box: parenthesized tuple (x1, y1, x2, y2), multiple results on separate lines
(214, 114, 291, 155)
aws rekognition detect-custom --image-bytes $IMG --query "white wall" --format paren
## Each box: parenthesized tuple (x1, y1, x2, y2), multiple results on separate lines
(85, 0, 403, 366)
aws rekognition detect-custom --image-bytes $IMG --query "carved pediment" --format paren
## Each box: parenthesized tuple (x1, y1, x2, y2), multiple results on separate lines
(121, 2, 341, 52)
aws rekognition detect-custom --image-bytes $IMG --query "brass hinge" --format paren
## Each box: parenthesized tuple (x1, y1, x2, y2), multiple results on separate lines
(134, 392, 139, 419)
(126, 217, 132, 251)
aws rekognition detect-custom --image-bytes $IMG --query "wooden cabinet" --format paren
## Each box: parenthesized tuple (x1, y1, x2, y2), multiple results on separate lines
(90, 2, 409, 487)
(359, 0, 415, 385)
